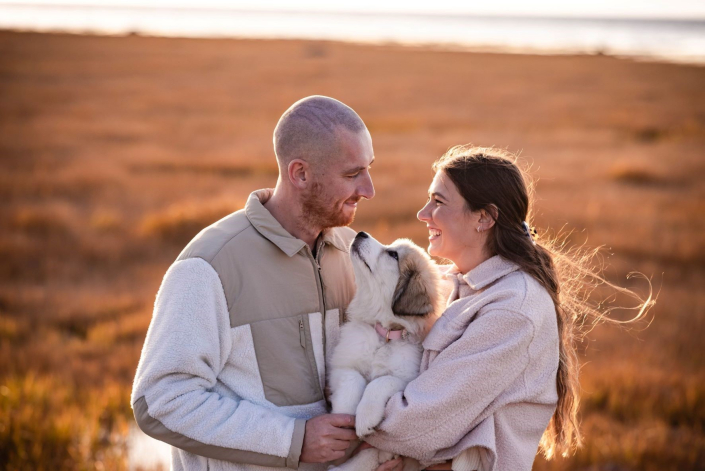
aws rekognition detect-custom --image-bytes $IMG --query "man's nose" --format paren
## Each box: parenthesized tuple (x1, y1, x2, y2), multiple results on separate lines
(358, 171, 375, 200)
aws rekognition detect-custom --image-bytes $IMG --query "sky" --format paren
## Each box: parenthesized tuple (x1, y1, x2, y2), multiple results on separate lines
(3, 0, 705, 19)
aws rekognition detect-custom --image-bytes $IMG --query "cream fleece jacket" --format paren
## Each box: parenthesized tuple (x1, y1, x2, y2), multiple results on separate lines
(365, 255, 560, 471)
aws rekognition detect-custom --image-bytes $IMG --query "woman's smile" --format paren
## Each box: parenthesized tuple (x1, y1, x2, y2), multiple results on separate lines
(428, 227, 442, 241)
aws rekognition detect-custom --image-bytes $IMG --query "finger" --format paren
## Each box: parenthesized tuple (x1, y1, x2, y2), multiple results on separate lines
(329, 439, 352, 451)
(326, 414, 356, 428)
(376, 457, 403, 471)
(327, 426, 358, 441)
(328, 450, 346, 461)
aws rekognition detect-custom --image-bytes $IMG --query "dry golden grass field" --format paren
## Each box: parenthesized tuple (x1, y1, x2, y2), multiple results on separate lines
(0, 31, 704, 470)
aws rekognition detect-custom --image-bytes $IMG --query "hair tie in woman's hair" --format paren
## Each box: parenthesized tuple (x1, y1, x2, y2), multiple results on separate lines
(522, 221, 537, 245)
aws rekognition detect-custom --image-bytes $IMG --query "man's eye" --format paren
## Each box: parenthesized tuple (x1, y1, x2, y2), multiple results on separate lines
(387, 250, 399, 261)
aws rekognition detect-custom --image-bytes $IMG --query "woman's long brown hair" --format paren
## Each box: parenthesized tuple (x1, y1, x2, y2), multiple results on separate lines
(433, 145, 654, 459)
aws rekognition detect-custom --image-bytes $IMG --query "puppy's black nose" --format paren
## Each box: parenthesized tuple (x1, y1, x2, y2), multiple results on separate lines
(356, 231, 369, 239)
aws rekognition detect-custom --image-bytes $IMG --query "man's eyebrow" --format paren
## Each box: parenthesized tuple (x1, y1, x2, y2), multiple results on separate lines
(342, 157, 375, 174)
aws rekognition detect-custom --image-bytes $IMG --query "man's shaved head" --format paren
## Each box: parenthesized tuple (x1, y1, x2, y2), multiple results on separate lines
(265, 95, 375, 241)
(274, 96, 368, 170)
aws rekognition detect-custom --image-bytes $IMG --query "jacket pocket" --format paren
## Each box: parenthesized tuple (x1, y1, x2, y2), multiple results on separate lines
(250, 314, 324, 406)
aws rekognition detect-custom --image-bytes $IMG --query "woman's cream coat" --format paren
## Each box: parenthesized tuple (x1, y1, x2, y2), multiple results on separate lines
(366, 256, 560, 471)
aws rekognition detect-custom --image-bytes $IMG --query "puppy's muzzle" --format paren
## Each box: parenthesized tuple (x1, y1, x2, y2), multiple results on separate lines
(351, 231, 369, 253)
(351, 232, 372, 271)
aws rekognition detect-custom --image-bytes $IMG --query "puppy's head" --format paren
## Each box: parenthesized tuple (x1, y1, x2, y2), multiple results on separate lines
(349, 232, 442, 335)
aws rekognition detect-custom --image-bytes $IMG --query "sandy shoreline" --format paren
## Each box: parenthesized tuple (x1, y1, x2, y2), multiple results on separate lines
(2, 27, 704, 67)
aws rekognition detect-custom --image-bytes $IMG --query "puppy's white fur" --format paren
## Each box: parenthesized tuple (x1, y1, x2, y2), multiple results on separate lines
(328, 233, 442, 471)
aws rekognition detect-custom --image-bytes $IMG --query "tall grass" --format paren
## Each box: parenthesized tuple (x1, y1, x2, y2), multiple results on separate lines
(0, 375, 130, 470)
(1, 30, 704, 470)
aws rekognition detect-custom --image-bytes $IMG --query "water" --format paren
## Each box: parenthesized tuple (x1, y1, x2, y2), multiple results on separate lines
(1, 4, 704, 64)
(127, 423, 171, 471)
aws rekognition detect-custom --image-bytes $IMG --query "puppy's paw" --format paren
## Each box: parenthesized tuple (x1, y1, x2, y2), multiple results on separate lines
(355, 397, 385, 437)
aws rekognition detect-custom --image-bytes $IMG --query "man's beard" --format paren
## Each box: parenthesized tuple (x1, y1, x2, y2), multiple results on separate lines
(301, 182, 357, 230)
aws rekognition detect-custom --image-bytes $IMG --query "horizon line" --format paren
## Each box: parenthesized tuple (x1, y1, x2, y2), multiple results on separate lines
(2, 2, 705, 23)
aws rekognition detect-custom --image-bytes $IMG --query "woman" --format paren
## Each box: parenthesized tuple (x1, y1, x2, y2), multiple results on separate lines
(367, 145, 652, 471)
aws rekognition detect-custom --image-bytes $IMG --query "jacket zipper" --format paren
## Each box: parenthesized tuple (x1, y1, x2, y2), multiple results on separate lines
(306, 242, 327, 329)
(304, 241, 327, 397)
(314, 238, 327, 346)
(299, 319, 306, 348)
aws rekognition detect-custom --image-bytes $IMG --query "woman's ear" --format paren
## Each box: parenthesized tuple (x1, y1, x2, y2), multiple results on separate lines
(287, 159, 310, 189)
(479, 205, 497, 230)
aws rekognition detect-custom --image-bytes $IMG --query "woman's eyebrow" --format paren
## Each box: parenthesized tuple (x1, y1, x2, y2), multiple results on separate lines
(430, 191, 447, 200)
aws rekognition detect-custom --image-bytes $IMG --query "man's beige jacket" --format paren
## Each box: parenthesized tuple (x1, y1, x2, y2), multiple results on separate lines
(132, 189, 356, 471)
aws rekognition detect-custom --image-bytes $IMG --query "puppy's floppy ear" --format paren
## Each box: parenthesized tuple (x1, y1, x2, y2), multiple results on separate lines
(392, 260, 433, 317)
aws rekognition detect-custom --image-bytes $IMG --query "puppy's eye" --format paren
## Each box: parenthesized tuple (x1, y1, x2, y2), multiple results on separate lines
(387, 250, 399, 261)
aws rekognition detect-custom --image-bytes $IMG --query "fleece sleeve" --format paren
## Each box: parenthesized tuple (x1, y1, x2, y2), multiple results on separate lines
(364, 309, 535, 462)
(131, 258, 306, 469)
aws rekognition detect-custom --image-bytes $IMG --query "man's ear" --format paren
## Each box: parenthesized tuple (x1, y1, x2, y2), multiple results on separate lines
(392, 263, 433, 317)
(288, 159, 310, 189)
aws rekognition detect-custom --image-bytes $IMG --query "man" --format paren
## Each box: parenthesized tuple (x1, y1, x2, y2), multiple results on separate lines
(132, 96, 376, 470)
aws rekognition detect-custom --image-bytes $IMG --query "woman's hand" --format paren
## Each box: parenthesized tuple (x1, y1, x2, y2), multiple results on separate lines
(375, 457, 403, 471)
(356, 443, 403, 471)
(425, 462, 453, 470)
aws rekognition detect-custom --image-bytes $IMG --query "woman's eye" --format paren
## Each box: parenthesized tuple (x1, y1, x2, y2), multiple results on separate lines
(387, 250, 399, 261)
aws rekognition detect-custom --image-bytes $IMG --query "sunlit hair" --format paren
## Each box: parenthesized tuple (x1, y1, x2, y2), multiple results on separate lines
(433, 145, 654, 459)
(273, 95, 366, 168)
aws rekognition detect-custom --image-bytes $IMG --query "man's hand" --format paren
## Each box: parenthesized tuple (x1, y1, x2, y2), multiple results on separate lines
(300, 414, 358, 463)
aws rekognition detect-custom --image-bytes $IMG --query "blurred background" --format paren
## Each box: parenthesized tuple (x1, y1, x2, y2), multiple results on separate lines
(0, 1, 703, 470)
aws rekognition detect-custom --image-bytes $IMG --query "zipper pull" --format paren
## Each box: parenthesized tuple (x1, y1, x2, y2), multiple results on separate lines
(299, 319, 306, 348)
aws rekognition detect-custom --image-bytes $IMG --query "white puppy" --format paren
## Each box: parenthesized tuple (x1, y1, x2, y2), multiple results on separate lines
(328, 232, 442, 471)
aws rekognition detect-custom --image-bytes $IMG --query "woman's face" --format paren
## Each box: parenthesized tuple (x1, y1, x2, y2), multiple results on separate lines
(417, 170, 484, 265)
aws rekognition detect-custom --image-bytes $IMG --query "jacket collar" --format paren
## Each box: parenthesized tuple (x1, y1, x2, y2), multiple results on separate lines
(447, 255, 520, 291)
(320, 229, 350, 253)
(245, 189, 349, 257)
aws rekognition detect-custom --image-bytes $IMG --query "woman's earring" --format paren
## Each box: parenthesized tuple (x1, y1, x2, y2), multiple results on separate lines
(476, 226, 482, 233)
